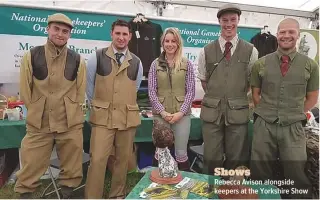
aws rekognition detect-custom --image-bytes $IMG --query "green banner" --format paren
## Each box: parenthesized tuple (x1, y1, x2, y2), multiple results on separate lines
(0, 5, 260, 48)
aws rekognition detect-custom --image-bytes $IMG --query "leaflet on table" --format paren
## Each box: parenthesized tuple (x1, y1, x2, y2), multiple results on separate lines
(139, 183, 181, 199)
(176, 177, 216, 198)
(190, 180, 216, 198)
(139, 182, 159, 198)
(139, 177, 216, 199)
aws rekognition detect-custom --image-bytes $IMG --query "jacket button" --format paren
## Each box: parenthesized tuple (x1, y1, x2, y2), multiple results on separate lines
(49, 109, 52, 112)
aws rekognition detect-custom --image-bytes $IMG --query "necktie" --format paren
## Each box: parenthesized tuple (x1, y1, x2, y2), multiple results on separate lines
(280, 55, 290, 77)
(224, 42, 232, 61)
(115, 53, 124, 65)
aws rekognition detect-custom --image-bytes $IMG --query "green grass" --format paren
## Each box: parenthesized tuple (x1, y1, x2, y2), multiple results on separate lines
(0, 171, 145, 199)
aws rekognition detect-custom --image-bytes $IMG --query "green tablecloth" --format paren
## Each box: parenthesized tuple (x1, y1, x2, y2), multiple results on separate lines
(0, 116, 253, 150)
(0, 115, 202, 150)
(126, 169, 281, 199)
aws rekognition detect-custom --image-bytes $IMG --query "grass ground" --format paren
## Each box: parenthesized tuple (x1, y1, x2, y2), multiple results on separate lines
(0, 171, 145, 199)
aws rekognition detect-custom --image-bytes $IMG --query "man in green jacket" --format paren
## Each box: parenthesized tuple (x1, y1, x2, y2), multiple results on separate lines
(250, 18, 319, 199)
(198, 3, 258, 175)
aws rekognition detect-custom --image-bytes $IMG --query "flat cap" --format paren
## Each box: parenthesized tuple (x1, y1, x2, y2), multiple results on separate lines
(48, 13, 73, 28)
(217, 3, 242, 18)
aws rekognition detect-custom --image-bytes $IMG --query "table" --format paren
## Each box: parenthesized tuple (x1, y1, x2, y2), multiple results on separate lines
(0, 115, 203, 150)
(126, 169, 281, 199)
(0, 115, 253, 150)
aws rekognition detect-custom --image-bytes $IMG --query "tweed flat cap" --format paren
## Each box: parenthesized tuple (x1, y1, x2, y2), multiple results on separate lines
(217, 3, 242, 18)
(48, 13, 73, 28)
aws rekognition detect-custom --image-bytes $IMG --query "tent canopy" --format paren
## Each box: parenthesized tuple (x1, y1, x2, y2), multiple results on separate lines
(2, 0, 319, 12)
(218, 0, 318, 11)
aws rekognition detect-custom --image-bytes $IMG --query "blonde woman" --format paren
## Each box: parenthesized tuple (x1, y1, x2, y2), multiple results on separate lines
(148, 27, 195, 171)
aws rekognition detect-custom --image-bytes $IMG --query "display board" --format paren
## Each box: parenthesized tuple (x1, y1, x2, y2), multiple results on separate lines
(298, 28, 319, 64)
(0, 3, 260, 99)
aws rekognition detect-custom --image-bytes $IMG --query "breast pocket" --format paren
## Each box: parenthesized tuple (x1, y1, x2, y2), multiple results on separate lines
(237, 60, 249, 65)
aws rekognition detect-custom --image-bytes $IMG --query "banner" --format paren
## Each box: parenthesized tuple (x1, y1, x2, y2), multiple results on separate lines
(298, 29, 319, 64)
(0, 4, 260, 98)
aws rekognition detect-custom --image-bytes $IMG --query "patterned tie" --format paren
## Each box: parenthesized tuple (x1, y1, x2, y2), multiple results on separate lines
(224, 42, 232, 61)
(115, 52, 124, 66)
(280, 55, 290, 77)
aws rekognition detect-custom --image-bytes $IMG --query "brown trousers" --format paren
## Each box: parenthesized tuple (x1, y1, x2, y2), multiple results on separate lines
(84, 126, 136, 199)
(14, 129, 83, 194)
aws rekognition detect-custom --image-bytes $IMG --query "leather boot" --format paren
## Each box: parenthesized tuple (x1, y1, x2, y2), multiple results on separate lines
(60, 185, 74, 199)
(152, 157, 158, 167)
(178, 160, 190, 172)
(19, 192, 32, 199)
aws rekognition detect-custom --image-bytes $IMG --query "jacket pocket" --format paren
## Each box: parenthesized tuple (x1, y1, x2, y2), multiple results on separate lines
(175, 96, 185, 112)
(126, 104, 141, 128)
(237, 60, 249, 64)
(288, 84, 306, 106)
(200, 98, 220, 122)
(227, 98, 249, 124)
(89, 99, 110, 126)
(289, 122, 306, 148)
(26, 96, 46, 129)
(64, 96, 85, 128)
(158, 97, 165, 104)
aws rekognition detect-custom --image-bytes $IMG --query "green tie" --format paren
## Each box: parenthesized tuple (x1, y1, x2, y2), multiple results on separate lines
(115, 53, 124, 65)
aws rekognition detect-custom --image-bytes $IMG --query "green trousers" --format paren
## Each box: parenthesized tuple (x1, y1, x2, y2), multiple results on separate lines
(250, 116, 312, 199)
(202, 114, 249, 175)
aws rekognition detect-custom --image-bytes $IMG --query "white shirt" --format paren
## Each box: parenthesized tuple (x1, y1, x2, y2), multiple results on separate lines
(197, 34, 259, 81)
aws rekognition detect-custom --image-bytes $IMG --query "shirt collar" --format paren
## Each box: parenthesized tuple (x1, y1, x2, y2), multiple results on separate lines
(46, 38, 67, 57)
(276, 48, 297, 61)
(219, 34, 239, 48)
(112, 44, 127, 55)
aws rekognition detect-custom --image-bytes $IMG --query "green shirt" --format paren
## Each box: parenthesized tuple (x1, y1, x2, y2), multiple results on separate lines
(251, 49, 319, 92)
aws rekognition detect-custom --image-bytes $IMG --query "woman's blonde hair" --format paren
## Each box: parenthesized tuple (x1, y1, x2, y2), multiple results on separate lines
(160, 27, 183, 72)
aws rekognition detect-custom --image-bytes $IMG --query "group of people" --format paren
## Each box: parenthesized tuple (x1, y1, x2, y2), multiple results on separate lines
(14, 2, 318, 199)
(197, 4, 318, 199)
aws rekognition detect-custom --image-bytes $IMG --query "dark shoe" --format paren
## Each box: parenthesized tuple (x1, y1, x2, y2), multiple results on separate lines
(19, 192, 32, 199)
(60, 186, 73, 199)
(178, 160, 190, 171)
(152, 157, 158, 167)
